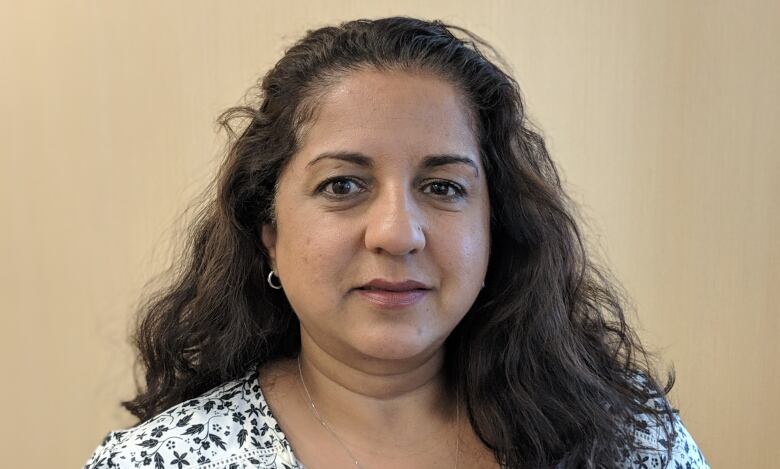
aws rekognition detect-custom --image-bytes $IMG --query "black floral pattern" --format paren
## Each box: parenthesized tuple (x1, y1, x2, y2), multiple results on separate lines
(616, 397, 710, 468)
(84, 366, 710, 468)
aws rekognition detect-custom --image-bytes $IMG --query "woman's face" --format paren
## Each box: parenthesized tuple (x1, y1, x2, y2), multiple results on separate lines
(262, 69, 490, 366)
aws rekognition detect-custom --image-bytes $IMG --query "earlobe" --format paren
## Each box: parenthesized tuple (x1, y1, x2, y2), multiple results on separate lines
(261, 224, 278, 269)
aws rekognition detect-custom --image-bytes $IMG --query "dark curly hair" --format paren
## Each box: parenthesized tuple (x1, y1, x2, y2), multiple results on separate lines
(121, 16, 679, 469)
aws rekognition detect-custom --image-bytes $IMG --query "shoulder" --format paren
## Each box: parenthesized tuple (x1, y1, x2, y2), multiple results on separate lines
(83, 364, 303, 469)
(614, 372, 711, 469)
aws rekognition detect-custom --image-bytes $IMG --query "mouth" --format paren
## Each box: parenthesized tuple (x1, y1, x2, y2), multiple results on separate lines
(358, 279, 432, 291)
(353, 278, 432, 308)
(354, 287, 430, 308)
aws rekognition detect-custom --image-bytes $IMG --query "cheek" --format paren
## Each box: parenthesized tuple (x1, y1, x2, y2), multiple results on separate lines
(278, 224, 349, 287)
(437, 225, 489, 283)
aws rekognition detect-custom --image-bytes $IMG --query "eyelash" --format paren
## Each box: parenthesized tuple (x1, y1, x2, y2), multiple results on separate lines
(315, 177, 467, 201)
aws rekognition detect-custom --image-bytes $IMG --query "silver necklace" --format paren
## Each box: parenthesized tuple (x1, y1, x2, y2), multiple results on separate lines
(296, 355, 460, 469)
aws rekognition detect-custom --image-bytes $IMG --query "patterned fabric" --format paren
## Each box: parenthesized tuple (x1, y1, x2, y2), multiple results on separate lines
(616, 378, 710, 469)
(83, 365, 710, 468)
(84, 365, 303, 469)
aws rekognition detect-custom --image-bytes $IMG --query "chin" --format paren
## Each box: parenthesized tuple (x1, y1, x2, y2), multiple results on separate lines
(351, 335, 445, 363)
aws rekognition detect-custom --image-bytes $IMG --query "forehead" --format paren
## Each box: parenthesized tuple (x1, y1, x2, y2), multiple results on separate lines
(294, 69, 478, 168)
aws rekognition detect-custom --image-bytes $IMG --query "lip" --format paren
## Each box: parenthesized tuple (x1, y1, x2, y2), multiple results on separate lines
(359, 279, 432, 291)
(354, 278, 432, 309)
(355, 288, 429, 308)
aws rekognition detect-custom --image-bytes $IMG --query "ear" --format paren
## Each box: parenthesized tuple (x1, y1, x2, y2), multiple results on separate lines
(261, 223, 278, 270)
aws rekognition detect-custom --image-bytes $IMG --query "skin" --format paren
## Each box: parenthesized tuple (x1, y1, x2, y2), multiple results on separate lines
(260, 68, 495, 468)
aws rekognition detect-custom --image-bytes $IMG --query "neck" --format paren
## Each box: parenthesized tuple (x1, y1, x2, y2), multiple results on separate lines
(295, 330, 458, 449)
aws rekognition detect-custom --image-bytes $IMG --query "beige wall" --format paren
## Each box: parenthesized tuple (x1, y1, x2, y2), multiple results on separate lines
(2, 1, 777, 467)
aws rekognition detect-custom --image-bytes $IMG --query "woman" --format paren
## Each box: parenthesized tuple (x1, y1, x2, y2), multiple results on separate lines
(84, 16, 709, 469)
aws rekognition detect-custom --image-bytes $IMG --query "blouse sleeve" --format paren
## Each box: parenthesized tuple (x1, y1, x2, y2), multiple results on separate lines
(620, 406, 711, 468)
(83, 431, 125, 469)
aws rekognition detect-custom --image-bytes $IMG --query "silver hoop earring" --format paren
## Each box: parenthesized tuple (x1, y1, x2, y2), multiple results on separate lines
(481, 281, 485, 289)
(267, 270, 283, 290)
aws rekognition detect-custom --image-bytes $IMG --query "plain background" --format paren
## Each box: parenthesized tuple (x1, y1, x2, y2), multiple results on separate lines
(2, 1, 777, 467)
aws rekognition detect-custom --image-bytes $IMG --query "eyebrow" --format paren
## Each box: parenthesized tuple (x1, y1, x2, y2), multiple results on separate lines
(305, 151, 480, 178)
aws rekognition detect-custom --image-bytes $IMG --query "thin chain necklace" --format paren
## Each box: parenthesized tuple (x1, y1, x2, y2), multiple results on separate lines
(296, 355, 460, 469)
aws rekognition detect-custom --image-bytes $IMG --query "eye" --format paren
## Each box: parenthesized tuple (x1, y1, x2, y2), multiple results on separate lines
(422, 180, 466, 200)
(316, 177, 366, 198)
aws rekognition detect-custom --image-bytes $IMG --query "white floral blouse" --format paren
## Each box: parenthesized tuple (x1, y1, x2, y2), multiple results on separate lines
(83, 365, 710, 468)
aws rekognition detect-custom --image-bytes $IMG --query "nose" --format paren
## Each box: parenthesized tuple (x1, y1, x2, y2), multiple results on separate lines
(363, 184, 426, 256)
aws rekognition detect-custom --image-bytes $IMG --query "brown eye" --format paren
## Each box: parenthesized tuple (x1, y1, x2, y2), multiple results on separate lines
(428, 182, 453, 196)
(317, 177, 366, 198)
(329, 179, 355, 195)
(422, 180, 466, 200)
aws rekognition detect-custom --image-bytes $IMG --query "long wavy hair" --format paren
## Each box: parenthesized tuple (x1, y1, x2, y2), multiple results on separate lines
(121, 16, 678, 469)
